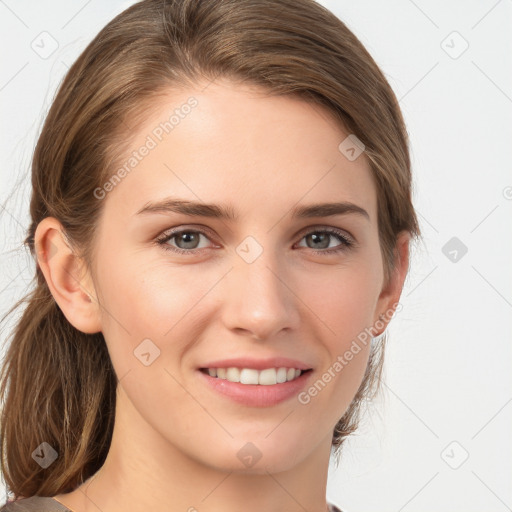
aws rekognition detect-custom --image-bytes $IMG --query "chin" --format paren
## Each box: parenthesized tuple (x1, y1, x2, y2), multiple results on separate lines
(193, 436, 311, 475)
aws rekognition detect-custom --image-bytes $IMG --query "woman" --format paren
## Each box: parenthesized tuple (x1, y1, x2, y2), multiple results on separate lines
(0, 0, 420, 511)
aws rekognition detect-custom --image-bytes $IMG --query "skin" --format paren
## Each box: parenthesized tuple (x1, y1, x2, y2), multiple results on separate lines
(35, 78, 410, 512)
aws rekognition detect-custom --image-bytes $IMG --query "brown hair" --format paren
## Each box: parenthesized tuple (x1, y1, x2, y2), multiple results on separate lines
(0, 0, 420, 499)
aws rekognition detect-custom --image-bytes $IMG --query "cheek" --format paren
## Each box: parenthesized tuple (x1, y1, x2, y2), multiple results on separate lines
(93, 256, 212, 421)
(298, 260, 382, 344)
(94, 252, 219, 363)
(292, 259, 380, 416)
(294, 281, 376, 432)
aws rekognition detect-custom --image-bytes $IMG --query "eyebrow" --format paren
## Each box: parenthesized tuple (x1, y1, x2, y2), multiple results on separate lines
(135, 198, 370, 221)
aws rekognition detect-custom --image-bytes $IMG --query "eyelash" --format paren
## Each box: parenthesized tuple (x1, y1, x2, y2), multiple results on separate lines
(155, 226, 355, 256)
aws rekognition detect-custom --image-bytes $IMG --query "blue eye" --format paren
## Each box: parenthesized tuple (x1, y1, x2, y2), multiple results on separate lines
(155, 227, 354, 256)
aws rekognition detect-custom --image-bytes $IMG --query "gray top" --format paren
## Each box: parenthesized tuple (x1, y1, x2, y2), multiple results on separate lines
(0, 497, 71, 511)
(1, 496, 343, 511)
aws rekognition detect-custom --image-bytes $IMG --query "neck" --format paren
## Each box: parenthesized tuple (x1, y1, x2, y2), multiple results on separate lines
(56, 385, 333, 512)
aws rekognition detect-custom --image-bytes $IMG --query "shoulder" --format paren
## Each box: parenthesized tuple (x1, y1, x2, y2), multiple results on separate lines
(0, 496, 72, 512)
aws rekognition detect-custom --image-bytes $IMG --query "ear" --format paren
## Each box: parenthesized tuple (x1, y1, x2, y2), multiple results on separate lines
(372, 230, 411, 336)
(34, 217, 102, 334)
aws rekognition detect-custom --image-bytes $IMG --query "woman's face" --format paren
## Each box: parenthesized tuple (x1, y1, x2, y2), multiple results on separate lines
(82, 79, 405, 473)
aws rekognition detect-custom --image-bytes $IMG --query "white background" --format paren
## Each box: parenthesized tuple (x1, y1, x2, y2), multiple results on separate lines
(0, 1, 511, 511)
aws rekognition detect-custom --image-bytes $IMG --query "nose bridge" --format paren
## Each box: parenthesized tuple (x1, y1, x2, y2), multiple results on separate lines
(223, 234, 298, 339)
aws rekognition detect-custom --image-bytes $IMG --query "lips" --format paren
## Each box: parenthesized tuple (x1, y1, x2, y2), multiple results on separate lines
(197, 367, 313, 407)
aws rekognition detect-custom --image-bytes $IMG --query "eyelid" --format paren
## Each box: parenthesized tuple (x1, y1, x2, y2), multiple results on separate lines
(296, 224, 356, 244)
(159, 224, 219, 240)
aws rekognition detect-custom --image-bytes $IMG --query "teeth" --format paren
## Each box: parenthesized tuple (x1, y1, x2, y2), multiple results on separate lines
(205, 367, 305, 385)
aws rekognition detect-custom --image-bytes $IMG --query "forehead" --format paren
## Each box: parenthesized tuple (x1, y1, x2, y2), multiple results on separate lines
(100, 79, 377, 224)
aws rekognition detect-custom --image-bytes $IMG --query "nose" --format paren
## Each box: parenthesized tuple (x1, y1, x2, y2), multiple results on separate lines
(221, 249, 300, 341)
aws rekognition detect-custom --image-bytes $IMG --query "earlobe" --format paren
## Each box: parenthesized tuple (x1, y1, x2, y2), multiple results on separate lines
(373, 231, 411, 335)
(34, 217, 102, 334)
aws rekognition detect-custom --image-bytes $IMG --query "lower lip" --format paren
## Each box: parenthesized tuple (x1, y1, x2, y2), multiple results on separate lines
(197, 369, 313, 407)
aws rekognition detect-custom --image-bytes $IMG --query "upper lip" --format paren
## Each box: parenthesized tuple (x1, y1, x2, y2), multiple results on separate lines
(199, 357, 313, 371)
